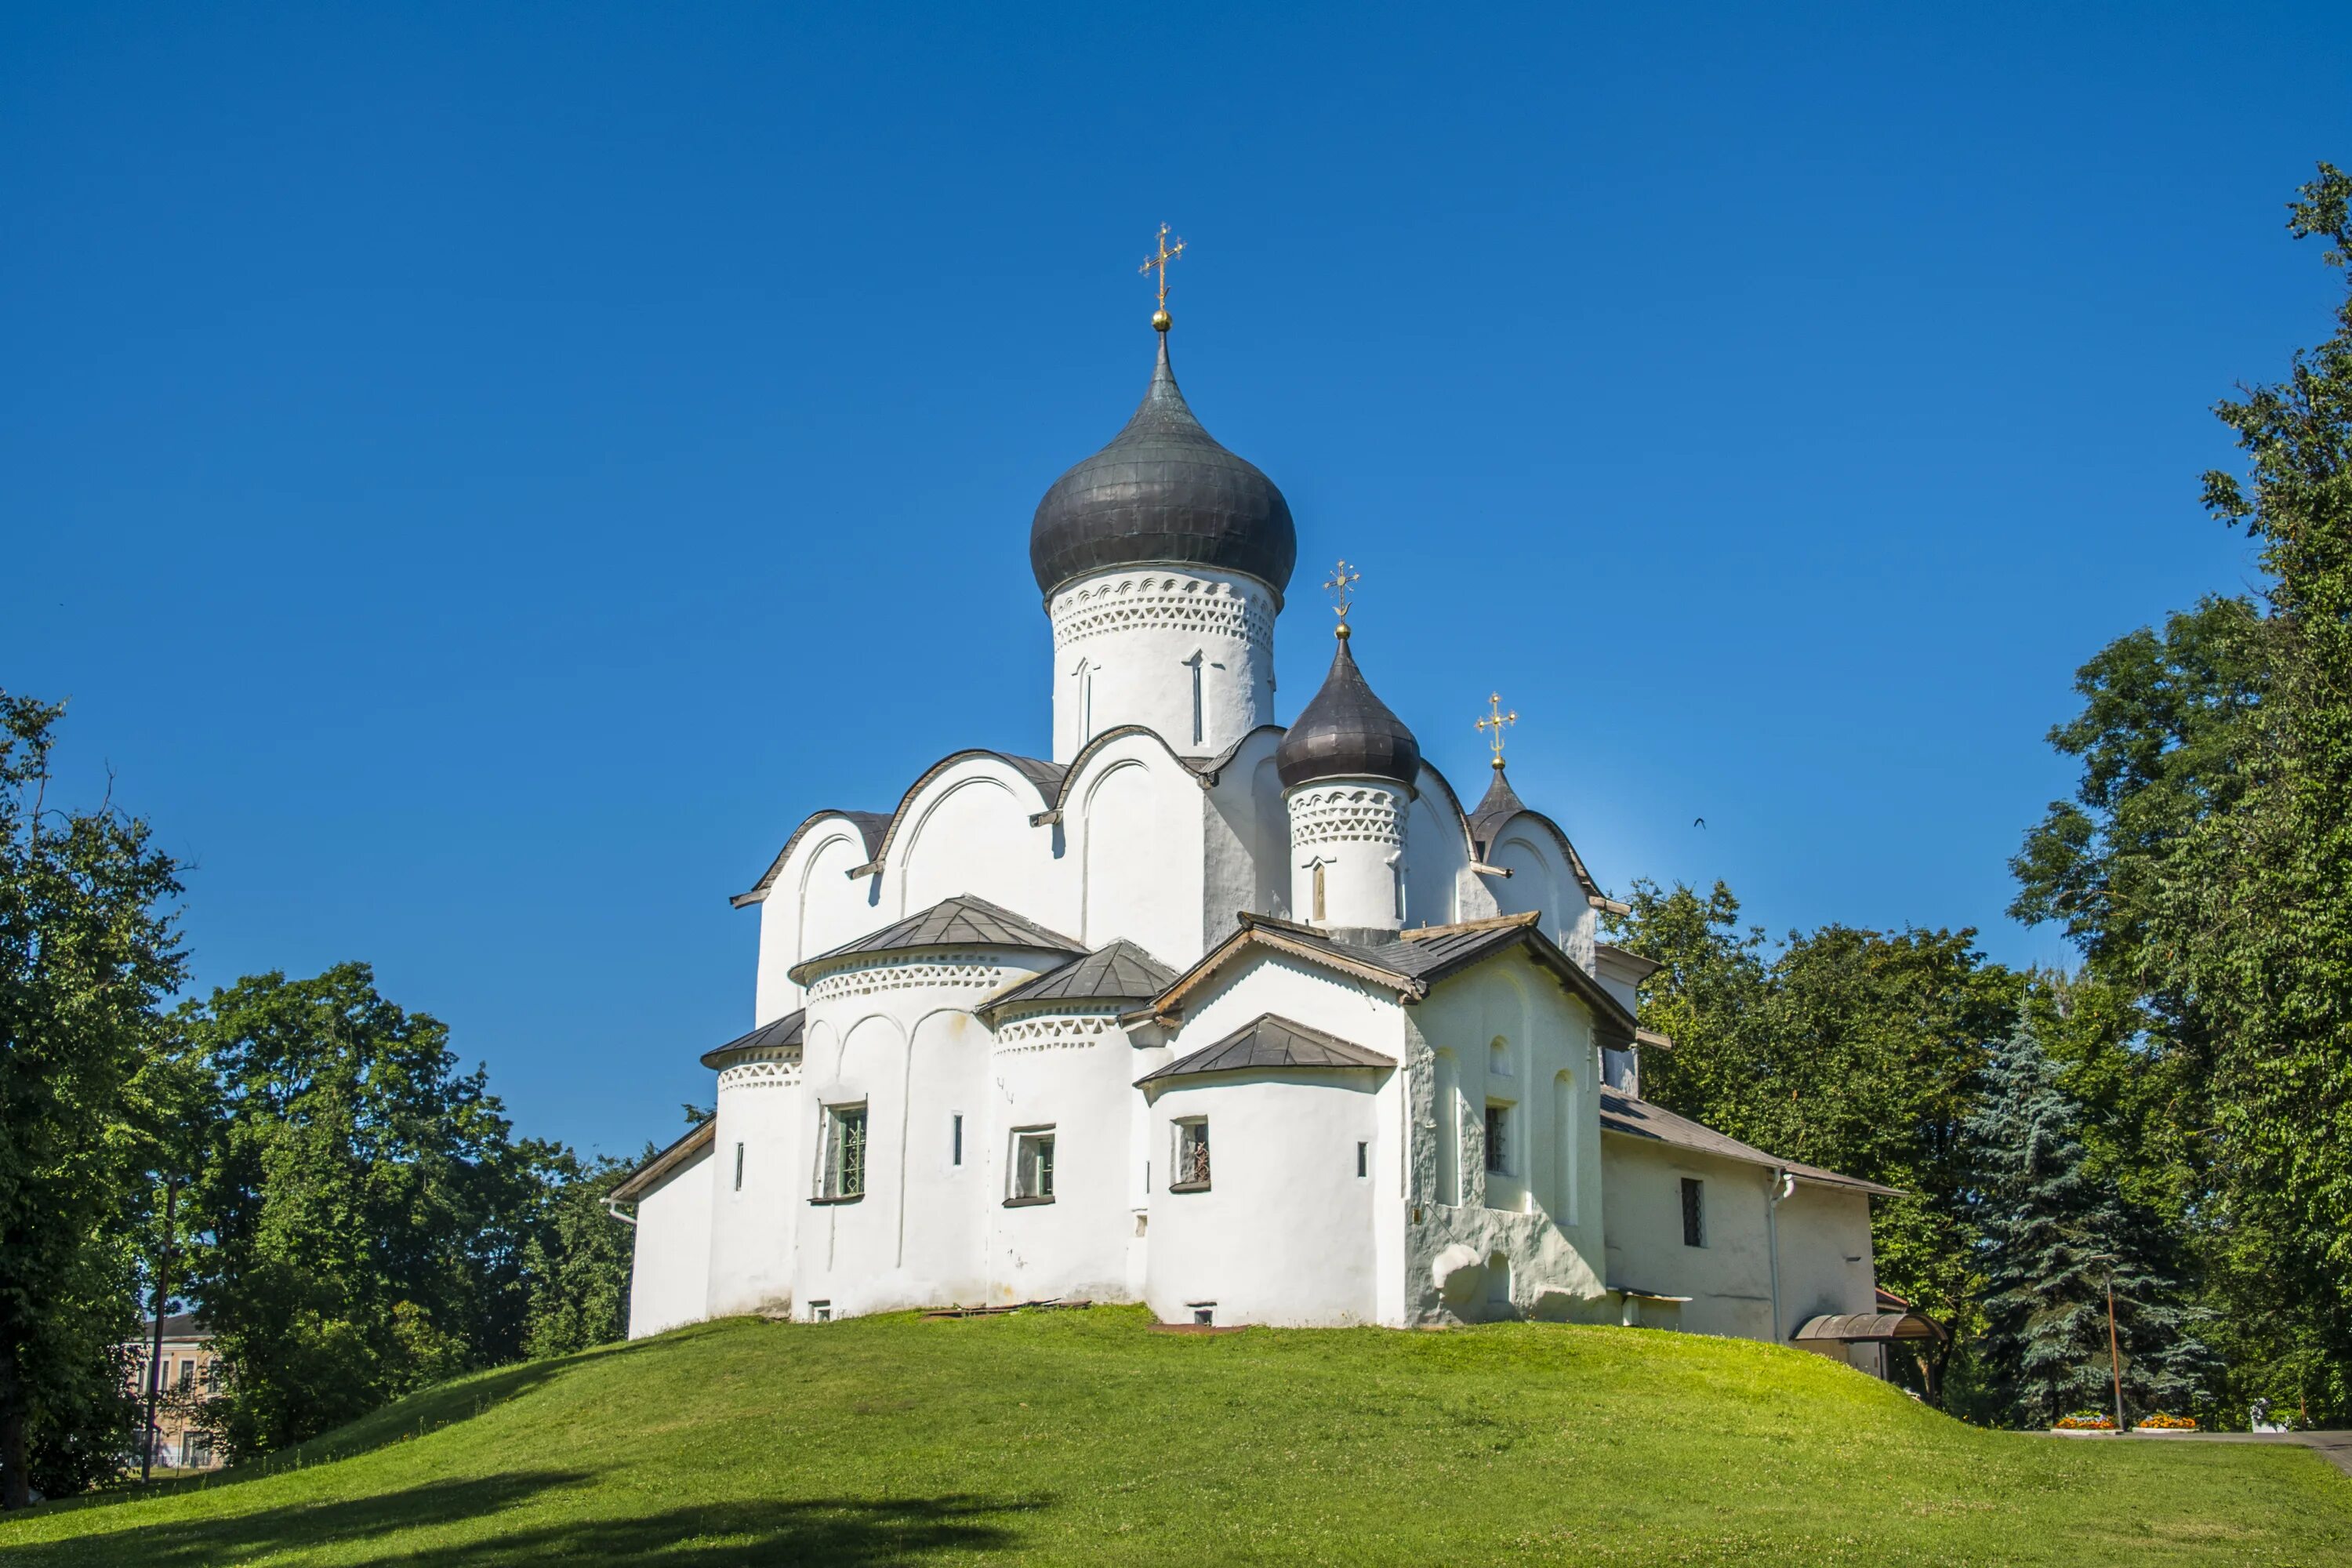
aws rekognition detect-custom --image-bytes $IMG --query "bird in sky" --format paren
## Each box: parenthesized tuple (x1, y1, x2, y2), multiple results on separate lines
(1693, 817, 1707, 829)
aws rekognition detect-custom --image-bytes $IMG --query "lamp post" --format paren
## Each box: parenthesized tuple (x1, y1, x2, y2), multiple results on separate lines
(2107, 1277, 2125, 1436)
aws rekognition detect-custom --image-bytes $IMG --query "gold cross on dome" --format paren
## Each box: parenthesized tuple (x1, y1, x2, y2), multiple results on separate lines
(1323, 559, 1360, 623)
(1476, 692, 1518, 768)
(1140, 223, 1186, 327)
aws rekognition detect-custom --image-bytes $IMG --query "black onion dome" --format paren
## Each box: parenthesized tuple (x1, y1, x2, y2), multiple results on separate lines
(1276, 636, 1423, 790)
(1029, 334, 1297, 598)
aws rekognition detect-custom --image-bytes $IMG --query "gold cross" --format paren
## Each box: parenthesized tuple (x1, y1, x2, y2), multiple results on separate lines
(1323, 559, 1360, 627)
(1476, 692, 1518, 768)
(1140, 223, 1186, 328)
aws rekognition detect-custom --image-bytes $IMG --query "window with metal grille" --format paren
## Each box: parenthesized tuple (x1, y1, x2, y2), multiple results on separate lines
(822, 1105, 867, 1200)
(1485, 1103, 1508, 1174)
(1011, 1128, 1056, 1203)
(1681, 1177, 1704, 1247)
(1172, 1119, 1210, 1190)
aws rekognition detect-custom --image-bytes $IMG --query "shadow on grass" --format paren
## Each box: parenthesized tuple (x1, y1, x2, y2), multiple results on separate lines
(7, 1475, 1043, 1567)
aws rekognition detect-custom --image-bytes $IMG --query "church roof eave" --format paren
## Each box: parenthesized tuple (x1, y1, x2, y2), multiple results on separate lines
(1596, 1091, 1904, 1199)
(611, 1117, 717, 1205)
(786, 893, 1086, 986)
(731, 810, 891, 909)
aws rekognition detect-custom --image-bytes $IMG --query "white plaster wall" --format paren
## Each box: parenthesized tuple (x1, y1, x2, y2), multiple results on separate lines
(705, 1058, 804, 1318)
(897, 773, 1065, 928)
(1287, 779, 1410, 931)
(1172, 950, 1407, 1065)
(984, 1005, 1145, 1304)
(1049, 567, 1275, 763)
(755, 825, 883, 1024)
(1143, 1072, 1383, 1326)
(1402, 953, 1608, 1325)
(1202, 731, 1287, 941)
(626, 1145, 714, 1339)
(1405, 785, 1469, 930)
(1774, 1184, 1879, 1352)
(1599, 1138, 1780, 1341)
(1488, 830, 1564, 946)
(1071, 740, 1207, 965)
(793, 946, 1066, 1320)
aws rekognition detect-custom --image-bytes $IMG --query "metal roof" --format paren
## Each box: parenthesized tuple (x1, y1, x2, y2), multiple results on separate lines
(788, 894, 1085, 984)
(1135, 1012, 1393, 1086)
(1596, 1091, 1904, 1197)
(980, 940, 1179, 1018)
(1275, 634, 1422, 789)
(699, 1009, 804, 1071)
(1029, 331, 1296, 599)
(1795, 1311, 1947, 1343)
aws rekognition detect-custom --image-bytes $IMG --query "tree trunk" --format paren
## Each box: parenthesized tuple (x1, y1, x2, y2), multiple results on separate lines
(0, 1341, 29, 1509)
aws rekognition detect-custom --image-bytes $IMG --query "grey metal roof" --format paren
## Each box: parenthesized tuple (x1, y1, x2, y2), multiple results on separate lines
(1795, 1311, 1947, 1344)
(1468, 765, 1526, 856)
(700, 1009, 804, 1070)
(1029, 332, 1297, 599)
(1596, 1091, 1904, 1197)
(1135, 1012, 1394, 1086)
(789, 895, 1085, 983)
(981, 940, 1178, 1017)
(1274, 633, 1422, 789)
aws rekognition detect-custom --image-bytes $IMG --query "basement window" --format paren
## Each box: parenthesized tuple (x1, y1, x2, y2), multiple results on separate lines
(1682, 1178, 1705, 1247)
(1008, 1127, 1056, 1205)
(810, 1301, 832, 1323)
(817, 1104, 866, 1202)
(1171, 1118, 1210, 1191)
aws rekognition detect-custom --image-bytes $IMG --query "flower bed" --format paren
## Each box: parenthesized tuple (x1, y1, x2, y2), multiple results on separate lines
(2053, 1411, 2115, 1431)
(2135, 1413, 2198, 1432)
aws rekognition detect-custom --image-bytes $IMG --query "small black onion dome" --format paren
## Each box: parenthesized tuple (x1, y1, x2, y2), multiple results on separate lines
(1029, 334, 1297, 599)
(1276, 633, 1422, 791)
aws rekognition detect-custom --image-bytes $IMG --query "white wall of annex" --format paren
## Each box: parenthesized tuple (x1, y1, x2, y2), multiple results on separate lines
(626, 1145, 714, 1339)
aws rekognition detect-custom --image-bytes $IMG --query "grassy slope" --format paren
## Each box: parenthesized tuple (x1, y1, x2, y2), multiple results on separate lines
(2, 1308, 2346, 1566)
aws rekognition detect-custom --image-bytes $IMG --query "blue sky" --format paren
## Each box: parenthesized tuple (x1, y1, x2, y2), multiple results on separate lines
(5, 3, 2345, 1157)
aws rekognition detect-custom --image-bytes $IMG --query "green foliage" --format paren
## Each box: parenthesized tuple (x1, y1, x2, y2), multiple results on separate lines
(1607, 880, 2014, 1399)
(1965, 1024, 2215, 1428)
(0, 692, 187, 1507)
(5, 1311, 2347, 1566)
(516, 1148, 633, 1360)
(2177, 162, 2352, 1416)
(181, 965, 540, 1458)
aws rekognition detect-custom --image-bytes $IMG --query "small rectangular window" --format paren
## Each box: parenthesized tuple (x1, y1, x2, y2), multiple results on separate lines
(952, 1112, 964, 1166)
(1485, 1104, 1508, 1174)
(811, 1300, 832, 1323)
(734, 1141, 745, 1192)
(189, 1433, 215, 1468)
(1356, 1140, 1368, 1178)
(1172, 1118, 1211, 1190)
(1682, 1177, 1705, 1247)
(822, 1105, 867, 1200)
(178, 1358, 195, 1392)
(1011, 1128, 1056, 1203)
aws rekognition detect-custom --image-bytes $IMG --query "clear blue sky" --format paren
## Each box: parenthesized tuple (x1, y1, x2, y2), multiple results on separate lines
(5, 4, 2345, 1158)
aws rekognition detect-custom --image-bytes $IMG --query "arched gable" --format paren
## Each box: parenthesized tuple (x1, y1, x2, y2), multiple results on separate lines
(1068, 735, 1208, 965)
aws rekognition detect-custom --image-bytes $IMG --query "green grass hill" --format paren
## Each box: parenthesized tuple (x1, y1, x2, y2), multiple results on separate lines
(3, 1308, 2346, 1566)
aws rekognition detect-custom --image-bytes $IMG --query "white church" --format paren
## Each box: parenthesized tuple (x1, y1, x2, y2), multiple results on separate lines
(610, 280, 1911, 1367)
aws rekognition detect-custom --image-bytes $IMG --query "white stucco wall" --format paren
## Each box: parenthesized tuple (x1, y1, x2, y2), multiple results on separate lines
(1143, 1071, 1385, 1326)
(1402, 952, 1609, 1325)
(985, 1004, 1148, 1305)
(1287, 778, 1410, 931)
(1049, 566, 1276, 763)
(626, 1144, 714, 1339)
(1600, 1136, 1836, 1343)
(705, 1051, 804, 1319)
(1071, 739, 1207, 964)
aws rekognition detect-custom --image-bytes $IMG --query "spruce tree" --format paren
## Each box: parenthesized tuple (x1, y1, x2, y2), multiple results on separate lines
(1968, 1024, 2214, 1428)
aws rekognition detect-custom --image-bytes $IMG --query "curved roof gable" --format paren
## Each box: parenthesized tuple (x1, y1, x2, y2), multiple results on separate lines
(699, 1008, 805, 1071)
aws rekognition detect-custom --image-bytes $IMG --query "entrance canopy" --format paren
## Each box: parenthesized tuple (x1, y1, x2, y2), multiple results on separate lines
(1793, 1310, 1947, 1345)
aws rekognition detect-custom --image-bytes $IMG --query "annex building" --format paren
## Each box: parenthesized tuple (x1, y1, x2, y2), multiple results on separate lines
(612, 271, 1899, 1360)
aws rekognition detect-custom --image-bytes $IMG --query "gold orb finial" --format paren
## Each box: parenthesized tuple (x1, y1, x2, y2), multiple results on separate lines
(1141, 223, 1185, 331)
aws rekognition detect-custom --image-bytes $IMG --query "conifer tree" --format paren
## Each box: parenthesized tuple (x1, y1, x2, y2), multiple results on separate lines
(1967, 1024, 2213, 1427)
